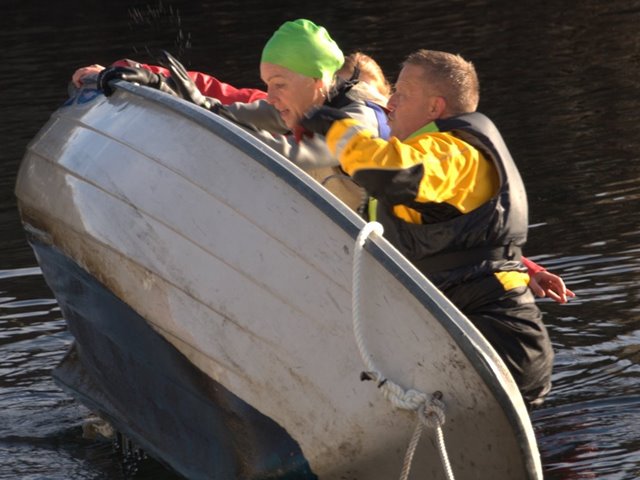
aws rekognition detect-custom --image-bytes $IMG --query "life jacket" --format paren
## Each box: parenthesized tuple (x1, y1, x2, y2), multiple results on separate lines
(374, 112, 528, 287)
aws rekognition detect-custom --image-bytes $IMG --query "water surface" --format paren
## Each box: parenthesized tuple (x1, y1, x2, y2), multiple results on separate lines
(2, 1, 640, 478)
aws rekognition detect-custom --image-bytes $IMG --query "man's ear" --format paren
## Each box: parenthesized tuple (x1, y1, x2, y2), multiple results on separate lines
(431, 96, 447, 117)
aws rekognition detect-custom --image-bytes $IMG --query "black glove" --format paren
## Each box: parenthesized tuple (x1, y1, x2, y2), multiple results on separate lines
(158, 50, 215, 110)
(97, 65, 177, 97)
(300, 106, 350, 137)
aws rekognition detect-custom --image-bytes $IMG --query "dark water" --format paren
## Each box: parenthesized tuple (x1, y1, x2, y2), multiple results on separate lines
(3, 0, 640, 478)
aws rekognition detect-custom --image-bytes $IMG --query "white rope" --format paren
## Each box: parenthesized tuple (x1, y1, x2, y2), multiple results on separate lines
(352, 222, 455, 480)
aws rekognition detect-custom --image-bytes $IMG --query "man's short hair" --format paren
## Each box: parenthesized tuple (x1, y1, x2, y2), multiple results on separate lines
(403, 49, 480, 115)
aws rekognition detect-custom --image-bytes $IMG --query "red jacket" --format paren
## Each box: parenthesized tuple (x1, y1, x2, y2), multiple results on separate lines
(112, 59, 267, 105)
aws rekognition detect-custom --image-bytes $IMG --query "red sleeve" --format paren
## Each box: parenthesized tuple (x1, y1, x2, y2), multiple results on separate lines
(111, 59, 267, 105)
(186, 70, 267, 104)
(522, 256, 546, 276)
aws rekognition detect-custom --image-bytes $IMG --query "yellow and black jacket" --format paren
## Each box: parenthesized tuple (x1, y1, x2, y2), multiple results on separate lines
(326, 112, 530, 290)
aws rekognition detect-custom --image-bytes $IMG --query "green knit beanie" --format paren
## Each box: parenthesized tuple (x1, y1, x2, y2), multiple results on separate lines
(261, 19, 344, 81)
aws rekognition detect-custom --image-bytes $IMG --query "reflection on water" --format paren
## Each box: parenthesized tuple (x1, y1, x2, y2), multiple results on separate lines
(0, 270, 180, 479)
(536, 395, 640, 479)
(3, 0, 640, 478)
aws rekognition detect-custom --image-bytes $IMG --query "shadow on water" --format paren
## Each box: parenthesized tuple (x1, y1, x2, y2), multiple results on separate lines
(0, 269, 183, 478)
(2, 0, 640, 478)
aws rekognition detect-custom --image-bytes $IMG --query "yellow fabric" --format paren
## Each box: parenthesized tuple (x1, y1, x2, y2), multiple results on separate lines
(326, 119, 500, 224)
(327, 120, 531, 292)
(393, 204, 422, 223)
(368, 197, 421, 222)
(494, 271, 530, 290)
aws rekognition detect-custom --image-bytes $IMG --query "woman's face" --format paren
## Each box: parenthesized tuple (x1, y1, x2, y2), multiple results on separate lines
(260, 62, 325, 130)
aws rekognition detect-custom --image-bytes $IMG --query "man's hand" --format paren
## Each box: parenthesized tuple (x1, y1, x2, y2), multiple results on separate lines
(97, 66, 176, 97)
(529, 270, 576, 304)
(300, 106, 350, 136)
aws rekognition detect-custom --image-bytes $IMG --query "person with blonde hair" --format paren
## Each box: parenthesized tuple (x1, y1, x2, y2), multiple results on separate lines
(337, 51, 391, 106)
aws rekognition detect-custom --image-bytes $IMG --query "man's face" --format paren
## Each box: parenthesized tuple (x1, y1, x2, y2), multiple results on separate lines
(387, 64, 441, 140)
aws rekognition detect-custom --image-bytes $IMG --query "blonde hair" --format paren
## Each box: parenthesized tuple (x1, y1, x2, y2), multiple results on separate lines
(337, 51, 391, 99)
(403, 49, 479, 115)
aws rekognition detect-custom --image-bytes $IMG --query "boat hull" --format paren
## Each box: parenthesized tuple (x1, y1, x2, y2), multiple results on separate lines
(16, 83, 542, 479)
(34, 238, 312, 479)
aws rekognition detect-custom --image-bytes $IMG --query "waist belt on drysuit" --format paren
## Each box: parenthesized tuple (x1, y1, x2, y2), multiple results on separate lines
(412, 244, 523, 274)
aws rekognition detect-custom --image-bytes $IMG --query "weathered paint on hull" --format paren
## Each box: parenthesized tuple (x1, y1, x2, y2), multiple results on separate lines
(34, 238, 316, 479)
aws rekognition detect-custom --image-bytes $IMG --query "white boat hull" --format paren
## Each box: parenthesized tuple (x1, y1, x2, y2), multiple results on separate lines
(16, 83, 542, 479)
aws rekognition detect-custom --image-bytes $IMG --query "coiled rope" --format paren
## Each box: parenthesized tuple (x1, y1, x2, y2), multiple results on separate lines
(352, 222, 455, 480)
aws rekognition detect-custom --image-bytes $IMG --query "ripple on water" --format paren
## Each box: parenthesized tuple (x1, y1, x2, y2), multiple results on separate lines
(534, 395, 640, 480)
(0, 267, 181, 479)
(534, 321, 640, 479)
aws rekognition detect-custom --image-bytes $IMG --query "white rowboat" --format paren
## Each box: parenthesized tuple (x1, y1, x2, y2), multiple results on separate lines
(15, 82, 542, 479)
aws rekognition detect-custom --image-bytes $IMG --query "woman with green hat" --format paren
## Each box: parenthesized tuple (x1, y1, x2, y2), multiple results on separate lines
(258, 18, 345, 130)
(214, 19, 390, 208)
(98, 19, 390, 210)
(190, 19, 390, 206)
